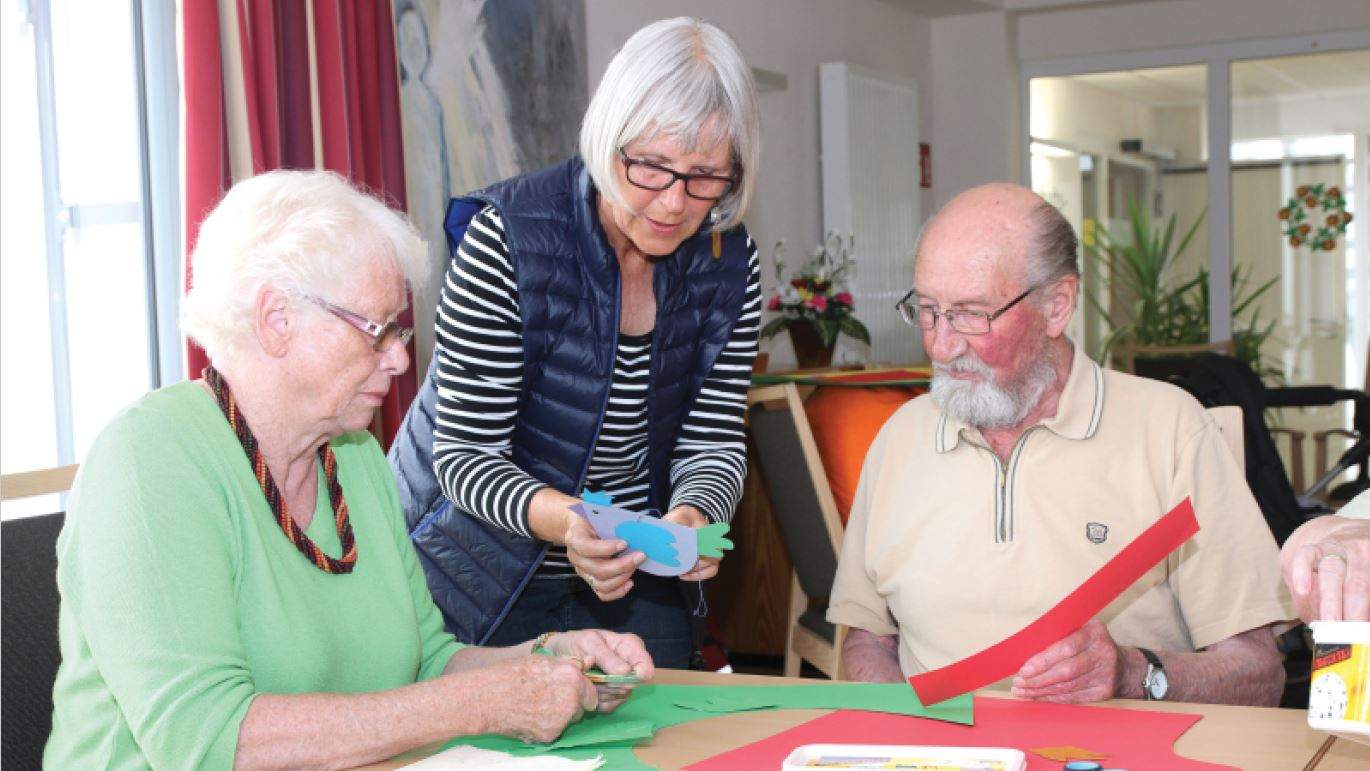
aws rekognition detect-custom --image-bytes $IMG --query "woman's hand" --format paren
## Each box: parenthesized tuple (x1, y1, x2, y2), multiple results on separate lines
(564, 515, 645, 602)
(545, 629, 655, 679)
(545, 629, 655, 712)
(663, 505, 721, 581)
(477, 655, 597, 744)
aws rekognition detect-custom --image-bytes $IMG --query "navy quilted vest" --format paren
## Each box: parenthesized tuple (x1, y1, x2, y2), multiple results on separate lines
(389, 157, 751, 643)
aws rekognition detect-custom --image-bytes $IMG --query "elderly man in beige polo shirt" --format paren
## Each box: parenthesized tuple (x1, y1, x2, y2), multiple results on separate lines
(827, 182, 1294, 706)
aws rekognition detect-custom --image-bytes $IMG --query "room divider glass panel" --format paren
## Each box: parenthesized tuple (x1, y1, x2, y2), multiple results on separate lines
(1230, 49, 1370, 494)
(1029, 64, 1208, 365)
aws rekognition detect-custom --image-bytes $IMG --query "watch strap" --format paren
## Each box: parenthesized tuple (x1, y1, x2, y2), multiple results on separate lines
(1138, 647, 1163, 669)
(1138, 647, 1164, 700)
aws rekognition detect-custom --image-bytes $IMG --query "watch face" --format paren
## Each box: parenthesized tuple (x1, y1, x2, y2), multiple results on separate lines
(1148, 667, 1170, 699)
(1310, 672, 1350, 721)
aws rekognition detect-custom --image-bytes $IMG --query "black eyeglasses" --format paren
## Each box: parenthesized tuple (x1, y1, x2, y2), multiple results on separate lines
(310, 297, 413, 351)
(618, 149, 738, 201)
(894, 284, 1041, 336)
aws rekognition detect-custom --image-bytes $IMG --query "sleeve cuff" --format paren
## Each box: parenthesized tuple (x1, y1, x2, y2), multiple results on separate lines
(826, 604, 899, 637)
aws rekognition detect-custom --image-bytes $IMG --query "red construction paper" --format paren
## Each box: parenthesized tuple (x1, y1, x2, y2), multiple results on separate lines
(909, 497, 1199, 705)
(685, 697, 1235, 771)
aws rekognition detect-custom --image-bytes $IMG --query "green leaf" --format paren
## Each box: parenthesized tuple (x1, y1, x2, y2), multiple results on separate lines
(839, 315, 872, 345)
(759, 316, 791, 340)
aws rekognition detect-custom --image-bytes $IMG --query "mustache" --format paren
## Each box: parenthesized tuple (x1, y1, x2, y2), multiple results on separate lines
(932, 351, 993, 379)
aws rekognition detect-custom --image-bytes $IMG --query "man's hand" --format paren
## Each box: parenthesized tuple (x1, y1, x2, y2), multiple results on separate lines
(564, 516, 645, 602)
(1012, 620, 1123, 703)
(1282, 515, 1370, 622)
(663, 505, 721, 581)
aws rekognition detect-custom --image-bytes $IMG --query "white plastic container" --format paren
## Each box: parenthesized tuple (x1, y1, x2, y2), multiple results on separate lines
(780, 743, 1027, 770)
(1308, 621, 1370, 746)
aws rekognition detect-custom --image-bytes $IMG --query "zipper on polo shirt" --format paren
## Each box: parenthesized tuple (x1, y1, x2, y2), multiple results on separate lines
(983, 427, 1040, 544)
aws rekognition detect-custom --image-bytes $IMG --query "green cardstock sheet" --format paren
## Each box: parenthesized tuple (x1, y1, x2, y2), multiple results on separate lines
(430, 682, 974, 769)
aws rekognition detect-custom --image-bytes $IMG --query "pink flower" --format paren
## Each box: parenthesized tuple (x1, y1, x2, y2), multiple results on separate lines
(834, 291, 853, 307)
(767, 295, 782, 311)
(809, 295, 828, 312)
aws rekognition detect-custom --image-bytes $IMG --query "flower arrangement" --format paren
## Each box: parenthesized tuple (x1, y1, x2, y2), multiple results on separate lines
(760, 231, 871, 348)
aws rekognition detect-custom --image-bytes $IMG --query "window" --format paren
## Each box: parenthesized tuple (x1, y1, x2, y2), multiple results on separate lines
(1, 0, 180, 518)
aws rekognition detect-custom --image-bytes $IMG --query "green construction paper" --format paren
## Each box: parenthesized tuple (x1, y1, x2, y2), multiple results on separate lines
(674, 693, 780, 713)
(696, 523, 733, 558)
(550, 719, 655, 749)
(661, 684, 973, 725)
(434, 682, 973, 764)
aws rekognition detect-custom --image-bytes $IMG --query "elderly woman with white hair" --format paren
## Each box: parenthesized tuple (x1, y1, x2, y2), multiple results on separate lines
(44, 170, 652, 769)
(390, 17, 762, 668)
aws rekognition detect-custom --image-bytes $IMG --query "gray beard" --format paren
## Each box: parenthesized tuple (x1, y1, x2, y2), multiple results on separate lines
(930, 347, 1058, 429)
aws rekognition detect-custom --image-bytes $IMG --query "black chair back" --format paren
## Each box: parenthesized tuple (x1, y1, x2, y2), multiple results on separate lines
(2, 511, 66, 770)
(749, 406, 839, 601)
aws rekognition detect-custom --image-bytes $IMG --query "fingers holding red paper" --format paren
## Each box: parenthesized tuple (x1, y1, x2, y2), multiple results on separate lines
(1011, 620, 1122, 703)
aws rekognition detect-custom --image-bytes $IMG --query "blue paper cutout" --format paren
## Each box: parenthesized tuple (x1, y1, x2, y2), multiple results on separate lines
(615, 521, 680, 567)
(581, 490, 614, 506)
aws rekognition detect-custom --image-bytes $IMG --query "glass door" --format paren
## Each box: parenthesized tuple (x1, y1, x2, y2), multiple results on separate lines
(1230, 49, 1370, 493)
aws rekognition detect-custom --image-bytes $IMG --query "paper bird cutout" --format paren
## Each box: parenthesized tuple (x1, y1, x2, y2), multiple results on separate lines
(697, 523, 734, 558)
(571, 491, 732, 576)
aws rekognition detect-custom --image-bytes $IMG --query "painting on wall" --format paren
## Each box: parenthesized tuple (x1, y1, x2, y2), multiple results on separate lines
(394, 0, 588, 368)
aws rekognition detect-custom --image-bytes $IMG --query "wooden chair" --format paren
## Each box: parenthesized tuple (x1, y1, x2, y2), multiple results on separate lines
(1, 465, 76, 770)
(746, 384, 847, 679)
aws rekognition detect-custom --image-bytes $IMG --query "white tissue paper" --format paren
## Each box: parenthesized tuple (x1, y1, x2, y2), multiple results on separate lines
(400, 745, 606, 770)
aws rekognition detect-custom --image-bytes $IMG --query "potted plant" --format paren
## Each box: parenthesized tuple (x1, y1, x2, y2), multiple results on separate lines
(760, 231, 871, 369)
(1088, 199, 1282, 382)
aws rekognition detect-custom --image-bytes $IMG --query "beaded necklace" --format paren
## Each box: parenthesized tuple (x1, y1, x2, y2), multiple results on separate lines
(204, 367, 357, 574)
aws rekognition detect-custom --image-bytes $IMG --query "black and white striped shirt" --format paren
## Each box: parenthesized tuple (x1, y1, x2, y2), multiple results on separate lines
(432, 207, 760, 577)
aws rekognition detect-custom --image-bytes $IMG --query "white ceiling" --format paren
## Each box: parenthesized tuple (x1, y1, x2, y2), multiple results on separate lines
(1067, 49, 1370, 106)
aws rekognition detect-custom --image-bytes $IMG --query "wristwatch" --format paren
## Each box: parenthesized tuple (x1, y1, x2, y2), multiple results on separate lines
(1139, 647, 1169, 700)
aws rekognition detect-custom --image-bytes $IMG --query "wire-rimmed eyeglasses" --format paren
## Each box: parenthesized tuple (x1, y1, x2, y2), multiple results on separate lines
(894, 284, 1041, 336)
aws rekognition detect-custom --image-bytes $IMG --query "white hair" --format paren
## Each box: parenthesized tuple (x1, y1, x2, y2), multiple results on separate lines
(930, 345, 1057, 429)
(181, 170, 428, 364)
(579, 17, 759, 230)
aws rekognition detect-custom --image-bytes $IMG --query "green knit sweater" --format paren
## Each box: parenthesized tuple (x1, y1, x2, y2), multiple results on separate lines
(45, 381, 463, 769)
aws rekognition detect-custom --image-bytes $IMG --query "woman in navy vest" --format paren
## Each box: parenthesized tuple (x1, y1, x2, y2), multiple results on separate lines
(391, 17, 762, 669)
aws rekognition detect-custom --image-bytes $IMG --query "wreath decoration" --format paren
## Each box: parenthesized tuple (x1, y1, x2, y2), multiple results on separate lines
(1278, 183, 1352, 252)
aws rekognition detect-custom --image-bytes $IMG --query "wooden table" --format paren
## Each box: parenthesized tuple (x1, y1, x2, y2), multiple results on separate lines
(365, 669, 1370, 770)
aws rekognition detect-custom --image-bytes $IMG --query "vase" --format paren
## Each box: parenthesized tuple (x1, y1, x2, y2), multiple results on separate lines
(788, 323, 835, 370)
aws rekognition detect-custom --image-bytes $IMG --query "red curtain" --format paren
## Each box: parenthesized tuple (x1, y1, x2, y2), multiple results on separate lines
(183, 0, 416, 448)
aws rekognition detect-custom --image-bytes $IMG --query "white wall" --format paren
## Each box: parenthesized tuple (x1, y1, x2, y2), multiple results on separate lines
(929, 11, 1019, 210)
(585, 0, 933, 367)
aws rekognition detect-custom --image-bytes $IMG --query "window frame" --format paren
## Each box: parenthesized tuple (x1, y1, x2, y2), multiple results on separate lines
(1019, 28, 1370, 345)
(23, 0, 181, 470)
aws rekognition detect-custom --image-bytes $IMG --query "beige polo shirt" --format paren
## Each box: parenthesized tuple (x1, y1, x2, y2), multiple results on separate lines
(828, 342, 1295, 677)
